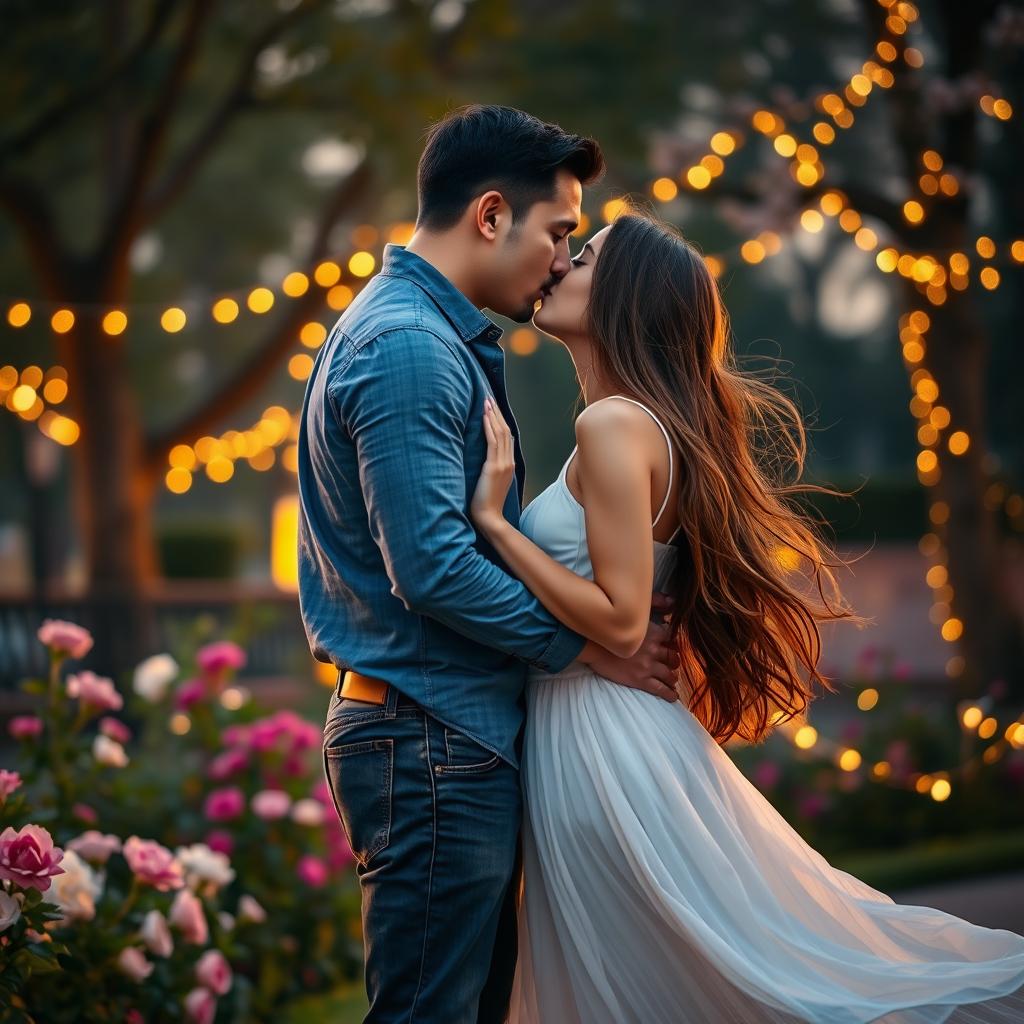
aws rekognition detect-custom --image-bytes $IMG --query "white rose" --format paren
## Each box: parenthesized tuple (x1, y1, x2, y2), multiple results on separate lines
(132, 653, 179, 702)
(236, 894, 267, 924)
(140, 909, 174, 957)
(0, 891, 21, 932)
(175, 843, 236, 894)
(117, 946, 154, 982)
(217, 911, 235, 932)
(93, 733, 129, 767)
(290, 798, 326, 827)
(50, 850, 103, 923)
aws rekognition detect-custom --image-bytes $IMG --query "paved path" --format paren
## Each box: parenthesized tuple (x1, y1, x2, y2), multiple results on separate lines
(890, 872, 1024, 935)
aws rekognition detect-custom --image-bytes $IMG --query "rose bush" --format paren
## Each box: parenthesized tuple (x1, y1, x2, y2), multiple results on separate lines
(0, 620, 360, 1021)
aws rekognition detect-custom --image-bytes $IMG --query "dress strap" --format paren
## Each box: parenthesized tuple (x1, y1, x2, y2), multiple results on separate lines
(603, 396, 676, 529)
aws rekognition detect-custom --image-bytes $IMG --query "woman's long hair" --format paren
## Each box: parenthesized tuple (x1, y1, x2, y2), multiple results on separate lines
(587, 211, 867, 744)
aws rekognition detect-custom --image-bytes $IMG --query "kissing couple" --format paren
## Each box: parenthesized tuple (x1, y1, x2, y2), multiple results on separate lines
(297, 104, 1024, 1023)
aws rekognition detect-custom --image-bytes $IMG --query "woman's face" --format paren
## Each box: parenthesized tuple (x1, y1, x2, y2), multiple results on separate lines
(532, 224, 612, 340)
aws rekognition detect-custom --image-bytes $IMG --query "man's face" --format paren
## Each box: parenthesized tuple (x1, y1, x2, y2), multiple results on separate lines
(488, 168, 582, 323)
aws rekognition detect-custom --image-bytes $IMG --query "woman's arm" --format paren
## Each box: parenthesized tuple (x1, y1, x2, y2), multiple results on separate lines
(472, 398, 659, 659)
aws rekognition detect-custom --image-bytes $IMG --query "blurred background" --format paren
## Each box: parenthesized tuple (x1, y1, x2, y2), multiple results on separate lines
(1, 0, 1023, 1017)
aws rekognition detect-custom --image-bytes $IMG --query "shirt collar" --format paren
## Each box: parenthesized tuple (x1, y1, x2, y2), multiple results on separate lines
(378, 244, 503, 345)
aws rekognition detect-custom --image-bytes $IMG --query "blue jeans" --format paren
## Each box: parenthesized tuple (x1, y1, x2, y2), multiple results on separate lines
(322, 684, 523, 1023)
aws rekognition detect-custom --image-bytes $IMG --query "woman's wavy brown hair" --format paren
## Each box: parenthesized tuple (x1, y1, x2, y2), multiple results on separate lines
(587, 211, 867, 744)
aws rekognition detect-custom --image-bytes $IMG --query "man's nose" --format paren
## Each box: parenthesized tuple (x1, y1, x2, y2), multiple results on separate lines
(550, 238, 572, 278)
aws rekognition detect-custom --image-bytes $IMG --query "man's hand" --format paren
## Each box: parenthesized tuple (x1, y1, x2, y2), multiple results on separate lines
(578, 592, 681, 702)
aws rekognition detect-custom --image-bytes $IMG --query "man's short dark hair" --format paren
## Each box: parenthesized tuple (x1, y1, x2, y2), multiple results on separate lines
(416, 105, 605, 231)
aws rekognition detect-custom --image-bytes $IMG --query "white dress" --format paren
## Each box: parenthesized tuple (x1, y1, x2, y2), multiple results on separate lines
(509, 395, 1024, 1024)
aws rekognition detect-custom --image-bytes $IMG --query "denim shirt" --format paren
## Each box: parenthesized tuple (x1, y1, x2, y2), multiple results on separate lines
(297, 244, 587, 767)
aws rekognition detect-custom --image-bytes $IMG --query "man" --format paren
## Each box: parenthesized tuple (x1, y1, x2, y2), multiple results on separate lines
(297, 104, 679, 1023)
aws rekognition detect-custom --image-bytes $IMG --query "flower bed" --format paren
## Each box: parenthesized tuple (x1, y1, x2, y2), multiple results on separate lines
(0, 619, 360, 1022)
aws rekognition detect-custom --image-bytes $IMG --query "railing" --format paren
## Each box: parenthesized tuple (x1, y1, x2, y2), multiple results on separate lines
(0, 583, 311, 692)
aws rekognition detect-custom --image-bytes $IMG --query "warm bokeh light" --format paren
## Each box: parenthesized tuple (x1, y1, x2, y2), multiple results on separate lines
(314, 261, 341, 287)
(51, 309, 75, 333)
(282, 271, 310, 297)
(857, 688, 879, 712)
(272, 494, 299, 593)
(212, 298, 239, 323)
(602, 198, 629, 222)
(160, 307, 187, 333)
(348, 251, 376, 277)
(102, 310, 128, 335)
(288, 353, 314, 380)
(793, 725, 818, 749)
(7, 303, 31, 328)
(652, 177, 678, 202)
(300, 322, 328, 348)
(247, 287, 274, 314)
(327, 284, 354, 310)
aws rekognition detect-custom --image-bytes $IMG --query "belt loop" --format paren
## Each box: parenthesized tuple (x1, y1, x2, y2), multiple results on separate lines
(335, 668, 344, 698)
(384, 683, 399, 719)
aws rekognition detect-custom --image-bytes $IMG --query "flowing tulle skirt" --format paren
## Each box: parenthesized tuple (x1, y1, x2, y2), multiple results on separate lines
(509, 666, 1024, 1024)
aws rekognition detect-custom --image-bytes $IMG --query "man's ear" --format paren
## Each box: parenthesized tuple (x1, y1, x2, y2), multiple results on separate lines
(474, 190, 505, 241)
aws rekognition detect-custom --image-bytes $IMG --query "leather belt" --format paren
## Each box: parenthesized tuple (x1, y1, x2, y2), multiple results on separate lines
(339, 670, 390, 704)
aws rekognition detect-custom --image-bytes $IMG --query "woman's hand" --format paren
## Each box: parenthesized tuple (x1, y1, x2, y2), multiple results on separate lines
(471, 397, 516, 533)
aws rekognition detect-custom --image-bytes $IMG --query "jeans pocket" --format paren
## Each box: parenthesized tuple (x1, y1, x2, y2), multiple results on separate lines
(323, 738, 393, 866)
(436, 725, 502, 776)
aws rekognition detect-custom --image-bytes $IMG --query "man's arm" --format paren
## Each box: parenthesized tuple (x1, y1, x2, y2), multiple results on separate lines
(329, 327, 586, 673)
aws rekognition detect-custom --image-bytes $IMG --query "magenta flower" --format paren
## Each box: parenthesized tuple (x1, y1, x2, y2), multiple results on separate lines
(205, 830, 234, 857)
(72, 803, 99, 824)
(297, 854, 329, 887)
(207, 748, 248, 781)
(37, 618, 93, 659)
(220, 723, 251, 748)
(184, 986, 217, 1024)
(169, 887, 208, 945)
(195, 948, 233, 995)
(0, 824, 65, 892)
(67, 830, 122, 864)
(66, 671, 124, 712)
(174, 678, 206, 711)
(99, 717, 132, 744)
(122, 836, 184, 892)
(8, 716, 43, 741)
(251, 789, 291, 820)
(196, 641, 247, 678)
(0, 770, 22, 803)
(751, 761, 781, 790)
(203, 787, 245, 822)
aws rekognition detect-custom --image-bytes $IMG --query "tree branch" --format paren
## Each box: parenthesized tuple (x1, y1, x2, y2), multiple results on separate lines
(0, 0, 178, 163)
(141, 0, 330, 227)
(143, 159, 374, 466)
(98, 0, 213, 279)
(0, 172, 69, 298)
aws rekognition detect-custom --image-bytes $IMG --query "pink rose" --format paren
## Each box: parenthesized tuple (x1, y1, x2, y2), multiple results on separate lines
(67, 830, 121, 864)
(237, 894, 267, 924)
(205, 830, 234, 856)
(37, 618, 93, 659)
(203, 787, 245, 822)
(175, 678, 207, 711)
(72, 803, 99, 824)
(122, 836, 184, 892)
(169, 888, 208, 945)
(0, 824, 65, 892)
(251, 789, 291, 820)
(296, 854, 328, 887)
(220, 724, 251, 748)
(66, 671, 123, 712)
(195, 948, 233, 995)
(117, 946, 154, 982)
(140, 909, 174, 957)
(208, 748, 248, 781)
(0, 770, 21, 802)
(125, 1012, 145, 1024)
(8, 716, 43, 741)
(196, 641, 247, 678)
(184, 987, 217, 1024)
(99, 717, 132, 743)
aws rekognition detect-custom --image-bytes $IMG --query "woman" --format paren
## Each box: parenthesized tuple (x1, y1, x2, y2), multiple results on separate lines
(468, 210, 1024, 1023)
